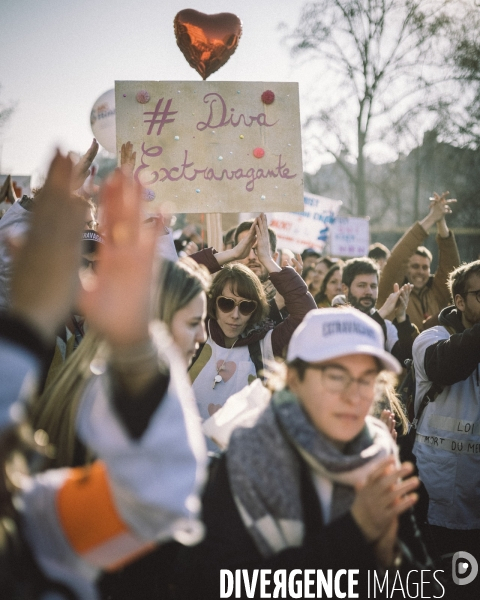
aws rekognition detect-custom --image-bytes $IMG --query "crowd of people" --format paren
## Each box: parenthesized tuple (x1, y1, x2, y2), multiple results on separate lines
(0, 140, 478, 600)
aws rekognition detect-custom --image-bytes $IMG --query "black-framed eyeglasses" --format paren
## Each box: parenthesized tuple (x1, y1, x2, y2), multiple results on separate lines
(464, 289, 480, 303)
(306, 364, 379, 398)
(216, 296, 257, 316)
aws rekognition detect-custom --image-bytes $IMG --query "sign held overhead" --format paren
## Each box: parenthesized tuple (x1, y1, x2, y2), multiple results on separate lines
(115, 81, 304, 213)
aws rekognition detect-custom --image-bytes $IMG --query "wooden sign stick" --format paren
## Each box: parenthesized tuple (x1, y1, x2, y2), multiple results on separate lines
(206, 213, 224, 250)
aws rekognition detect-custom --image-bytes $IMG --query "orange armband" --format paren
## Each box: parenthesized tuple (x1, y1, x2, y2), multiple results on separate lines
(57, 461, 155, 571)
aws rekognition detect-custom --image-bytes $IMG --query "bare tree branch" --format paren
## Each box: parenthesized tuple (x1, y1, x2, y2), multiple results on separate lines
(285, 0, 454, 216)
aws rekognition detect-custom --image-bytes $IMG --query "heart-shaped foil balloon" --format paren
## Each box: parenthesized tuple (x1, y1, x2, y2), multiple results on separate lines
(174, 9, 242, 80)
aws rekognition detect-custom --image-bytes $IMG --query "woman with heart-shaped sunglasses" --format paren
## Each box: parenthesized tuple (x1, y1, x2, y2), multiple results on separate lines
(188, 213, 316, 437)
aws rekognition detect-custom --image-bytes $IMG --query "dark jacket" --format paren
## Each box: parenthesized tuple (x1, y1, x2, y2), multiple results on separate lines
(179, 454, 440, 600)
(424, 305, 480, 386)
(192, 248, 317, 357)
(370, 310, 418, 365)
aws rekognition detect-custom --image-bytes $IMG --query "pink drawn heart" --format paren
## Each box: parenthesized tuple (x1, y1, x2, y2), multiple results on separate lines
(208, 403, 223, 416)
(216, 360, 236, 382)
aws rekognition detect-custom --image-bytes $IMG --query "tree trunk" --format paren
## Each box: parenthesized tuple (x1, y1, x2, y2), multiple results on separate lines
(357, 132, 367, 216)
(413, 149, 422, 223)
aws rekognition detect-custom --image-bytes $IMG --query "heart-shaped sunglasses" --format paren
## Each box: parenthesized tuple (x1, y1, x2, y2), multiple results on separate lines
(216, 296, 257, 316)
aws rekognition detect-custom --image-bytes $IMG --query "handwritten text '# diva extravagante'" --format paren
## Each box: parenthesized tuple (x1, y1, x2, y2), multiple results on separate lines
(134, 93, 297, 192)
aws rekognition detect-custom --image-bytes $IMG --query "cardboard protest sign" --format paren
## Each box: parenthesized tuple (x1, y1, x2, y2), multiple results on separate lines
(268, 192, 342, 254)
(115, 81, 303, 213)
(330, 217, 370, 257)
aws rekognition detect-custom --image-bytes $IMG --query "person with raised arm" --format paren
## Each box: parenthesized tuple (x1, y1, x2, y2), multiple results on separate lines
(377, 192, 460, 331)
(1, 164, 207, 598)
(188, 213, 316, 434)
(0, 139, 98, 312)
(0, 150, 87, 421)
(412, 259, 480, 600)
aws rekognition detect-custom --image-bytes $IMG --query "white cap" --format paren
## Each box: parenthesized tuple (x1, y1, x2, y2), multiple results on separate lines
(287, 307, 401, 373)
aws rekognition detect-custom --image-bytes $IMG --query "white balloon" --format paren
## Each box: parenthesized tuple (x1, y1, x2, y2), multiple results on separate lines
(90, 89, 116, 154)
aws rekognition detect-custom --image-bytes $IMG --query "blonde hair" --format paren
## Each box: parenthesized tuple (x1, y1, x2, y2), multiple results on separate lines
(31, 258, 211, 468)
(29, 330, 105, 468)
(371, 371, 408, 435)
(155, 257, 210, 326)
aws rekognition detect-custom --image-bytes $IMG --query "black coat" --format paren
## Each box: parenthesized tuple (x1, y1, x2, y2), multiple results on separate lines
(178, 454, 441, 600)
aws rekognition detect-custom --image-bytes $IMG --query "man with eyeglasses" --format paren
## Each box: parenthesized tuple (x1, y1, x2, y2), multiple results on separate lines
(412, 259, 480, 599)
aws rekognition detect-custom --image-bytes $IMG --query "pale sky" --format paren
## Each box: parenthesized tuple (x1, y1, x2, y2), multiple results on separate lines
(0, 0, 321, 185)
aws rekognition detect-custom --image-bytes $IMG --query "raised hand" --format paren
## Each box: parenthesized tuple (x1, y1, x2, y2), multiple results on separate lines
(377, 283, 402, 321)
(429, 191, 456, 220)
(10, 151, 87, 343)
(78, 168, 163, 348)
(254, 213, 280, 273)
(394, 283, 413, 322)
(214, 218, 257, 266)
(291, 253, 303, 275)
(420, 190, 456, 235)
(120, 141, 137, 177)
(431, 191, 456, 238)
(71, 138, 99, 191)
(232, 218, 257, 260)
(80, 165, 99, 200)
(184, 240, 199, 255)
(280, 251, 303, 274)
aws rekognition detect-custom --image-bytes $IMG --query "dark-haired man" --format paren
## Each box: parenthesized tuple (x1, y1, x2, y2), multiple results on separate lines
(342, 257, 417, 364)
(377, 193, 459, 331)
(301, 248, 321, 269)
(223, 226, 237, 251)
(368, 242, 390, 272)
(234, 219, 287, 324)
(234, 220, 278, 283)
(412, 259, 480, 599)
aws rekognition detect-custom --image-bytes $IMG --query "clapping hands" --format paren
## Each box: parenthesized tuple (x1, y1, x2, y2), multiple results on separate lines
(351, 457, 419, 567)
(421, 190, 456, 237)
(428, 191, 456, 221)
(378, 282, 414, 323)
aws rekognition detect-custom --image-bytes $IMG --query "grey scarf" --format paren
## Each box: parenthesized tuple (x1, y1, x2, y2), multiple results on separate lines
(227, 388, 397, 557)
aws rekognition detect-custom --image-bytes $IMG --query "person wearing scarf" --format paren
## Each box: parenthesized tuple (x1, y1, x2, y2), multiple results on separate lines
(181, 308, 440, 599)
